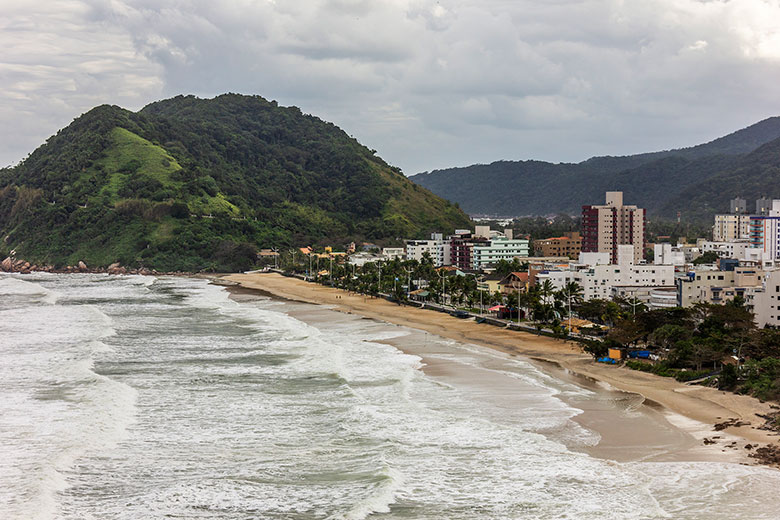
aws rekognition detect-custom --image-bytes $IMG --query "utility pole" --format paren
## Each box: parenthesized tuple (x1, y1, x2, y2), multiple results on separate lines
(630, 289, 639, 315)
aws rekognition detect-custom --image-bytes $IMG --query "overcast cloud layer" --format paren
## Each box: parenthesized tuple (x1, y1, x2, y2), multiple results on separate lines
(3, 0, 780, 173)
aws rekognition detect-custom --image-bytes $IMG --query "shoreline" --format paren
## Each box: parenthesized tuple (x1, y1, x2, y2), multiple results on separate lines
(224, 272, 780, 465)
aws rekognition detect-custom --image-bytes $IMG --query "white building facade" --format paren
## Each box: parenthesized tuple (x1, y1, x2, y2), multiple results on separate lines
(538, 261, 675, 301)
(753, 270, 780, 328)
(405, 233, 451, 267)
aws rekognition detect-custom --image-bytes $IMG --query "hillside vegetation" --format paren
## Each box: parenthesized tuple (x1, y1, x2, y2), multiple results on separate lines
(0, 94, 469, 271)
(411, 117, 780, 221)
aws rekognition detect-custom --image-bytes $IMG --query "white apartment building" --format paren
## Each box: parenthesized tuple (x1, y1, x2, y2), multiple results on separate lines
(653, 243, 686, 266)
(472, 237, 530, 269)
(405, 233, 451, 267)
(753, 270, 780, 328)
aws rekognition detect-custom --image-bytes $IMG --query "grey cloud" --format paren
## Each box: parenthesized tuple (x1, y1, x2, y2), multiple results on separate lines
(2, 0, 780, 176)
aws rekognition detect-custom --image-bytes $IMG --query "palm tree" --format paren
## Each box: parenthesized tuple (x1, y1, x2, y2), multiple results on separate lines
(539, 280, 556, 306)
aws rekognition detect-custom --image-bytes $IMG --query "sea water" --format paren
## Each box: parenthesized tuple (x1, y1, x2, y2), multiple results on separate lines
(1, 273, 780, 519)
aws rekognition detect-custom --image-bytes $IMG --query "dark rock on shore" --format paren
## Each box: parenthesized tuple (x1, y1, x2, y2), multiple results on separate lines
(0, 257, 193, 277)
(750, 444, 780, 467)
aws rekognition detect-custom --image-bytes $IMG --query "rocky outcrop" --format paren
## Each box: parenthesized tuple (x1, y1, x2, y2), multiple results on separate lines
(750, 444, 780, 467)
(107, 262, 126, 275)
(0, 257, 193, 276)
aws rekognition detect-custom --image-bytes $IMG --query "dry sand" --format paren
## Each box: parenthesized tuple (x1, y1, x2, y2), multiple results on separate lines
(223, 272, 780, 463)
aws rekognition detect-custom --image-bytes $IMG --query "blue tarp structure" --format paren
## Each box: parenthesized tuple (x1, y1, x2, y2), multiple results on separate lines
(628, 350, 651, 359)
(597, 357, 617, 364)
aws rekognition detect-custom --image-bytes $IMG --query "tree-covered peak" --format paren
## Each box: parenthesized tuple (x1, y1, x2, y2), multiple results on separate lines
(0, 94, 469, 271)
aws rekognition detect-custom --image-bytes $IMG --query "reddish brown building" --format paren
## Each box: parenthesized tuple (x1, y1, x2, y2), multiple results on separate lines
(581, 192, 645, 264)
(449, 232, 489, 270)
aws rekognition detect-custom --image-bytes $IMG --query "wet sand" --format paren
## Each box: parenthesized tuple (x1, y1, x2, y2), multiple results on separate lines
(224, 273, 780, 464)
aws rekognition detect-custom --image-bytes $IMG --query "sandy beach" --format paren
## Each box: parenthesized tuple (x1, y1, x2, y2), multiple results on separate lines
(224, 272, 780, 464)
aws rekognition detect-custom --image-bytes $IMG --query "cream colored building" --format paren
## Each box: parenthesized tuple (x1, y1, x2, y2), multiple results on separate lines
(676, 266, 763, 307)
(712, 214, 751, 242)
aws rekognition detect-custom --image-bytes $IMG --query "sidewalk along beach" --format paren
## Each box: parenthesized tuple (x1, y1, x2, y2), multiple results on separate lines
(224, 272, 780, 464)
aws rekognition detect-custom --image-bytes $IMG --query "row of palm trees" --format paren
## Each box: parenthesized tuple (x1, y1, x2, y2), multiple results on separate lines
(280, 253, 586, 329)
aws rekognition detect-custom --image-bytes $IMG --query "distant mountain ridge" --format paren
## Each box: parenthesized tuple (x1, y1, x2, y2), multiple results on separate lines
(0, 94, 470, 271)
(410, 117, 780, 221)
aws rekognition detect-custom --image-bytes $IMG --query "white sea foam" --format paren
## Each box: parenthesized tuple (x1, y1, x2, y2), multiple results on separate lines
(0, 285, 136, 519)
(4, 276, 780, 519)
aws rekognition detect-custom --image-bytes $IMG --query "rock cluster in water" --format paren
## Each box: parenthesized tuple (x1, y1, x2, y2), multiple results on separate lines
(0, 257, 192, 276)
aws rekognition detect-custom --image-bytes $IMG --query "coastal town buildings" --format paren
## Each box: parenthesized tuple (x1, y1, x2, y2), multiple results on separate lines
(536, 246, 673, 301)
(699, 240, 753, 260)
(289, 194, 780, 329)
(581, 191, 645, 264)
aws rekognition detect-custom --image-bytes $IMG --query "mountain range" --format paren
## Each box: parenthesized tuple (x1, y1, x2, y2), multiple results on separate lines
(410, 117, 780, 221)
(0, 94, 469, 271)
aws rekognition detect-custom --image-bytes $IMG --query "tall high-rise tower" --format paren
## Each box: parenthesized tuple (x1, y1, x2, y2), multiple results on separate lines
(581, 191, 645, 264)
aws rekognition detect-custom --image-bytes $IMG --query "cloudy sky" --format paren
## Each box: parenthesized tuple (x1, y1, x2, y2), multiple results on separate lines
(3, 0, 780, 174)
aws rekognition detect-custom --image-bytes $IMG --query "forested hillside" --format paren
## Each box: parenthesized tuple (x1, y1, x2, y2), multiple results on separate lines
(411, 117, 780, 220)
(0, 94, 469, 271)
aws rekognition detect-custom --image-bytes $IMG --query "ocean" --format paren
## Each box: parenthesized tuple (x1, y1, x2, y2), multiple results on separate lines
(2, 273, 780, 519)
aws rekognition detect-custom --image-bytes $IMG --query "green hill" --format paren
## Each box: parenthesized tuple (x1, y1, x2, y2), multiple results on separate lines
(0, 94, 469, 271)
(410, 117, 780, 220)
